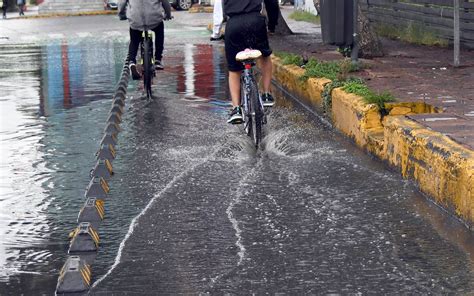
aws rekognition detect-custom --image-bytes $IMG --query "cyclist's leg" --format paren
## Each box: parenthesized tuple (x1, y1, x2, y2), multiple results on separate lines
(152, 22, 164, 62)
(224, 15, 245, 107)
(257, 56, 272, 94)
(252, 14, 275, 106)
(129, 27, 143, 64)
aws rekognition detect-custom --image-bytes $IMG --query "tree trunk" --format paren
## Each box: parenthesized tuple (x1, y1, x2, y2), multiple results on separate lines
(262, 2, 293, 35)
(274, 10, 293, 35)
(357, 3, 384, 58)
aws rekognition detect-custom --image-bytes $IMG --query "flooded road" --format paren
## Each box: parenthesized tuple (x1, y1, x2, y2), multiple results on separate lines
(1, 14, 474, 295)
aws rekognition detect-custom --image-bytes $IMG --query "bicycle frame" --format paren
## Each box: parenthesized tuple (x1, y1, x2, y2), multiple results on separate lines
(140, 28, 155, 100)
(241, 61, 265, 147)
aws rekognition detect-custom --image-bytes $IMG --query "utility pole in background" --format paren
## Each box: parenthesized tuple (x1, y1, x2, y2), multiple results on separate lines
(351, 0, 359, 65)
(453, 0, 460, 67)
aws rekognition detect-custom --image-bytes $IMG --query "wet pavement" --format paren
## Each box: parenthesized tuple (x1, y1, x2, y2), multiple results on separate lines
(1, 13, 474, 295)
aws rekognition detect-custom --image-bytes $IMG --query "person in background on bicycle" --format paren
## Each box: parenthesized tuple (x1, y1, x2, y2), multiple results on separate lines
(118, 0, 172, 80)
(224, 0, 277, 124)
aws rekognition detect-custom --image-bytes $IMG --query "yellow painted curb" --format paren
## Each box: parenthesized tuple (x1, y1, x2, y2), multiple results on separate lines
(22, 10, 116, 19)
(271, 56, 474, 228)
(383, 116, 474, 224)
(188, 6, 213, 13)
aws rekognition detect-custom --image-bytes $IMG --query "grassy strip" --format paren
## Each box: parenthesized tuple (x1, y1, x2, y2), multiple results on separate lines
(342, 81, 395, 110)
(288, 10, 320, 24)
(376, 22, 448, 47)
(275, 51, 395, 111)
(274, 52, 304, 66)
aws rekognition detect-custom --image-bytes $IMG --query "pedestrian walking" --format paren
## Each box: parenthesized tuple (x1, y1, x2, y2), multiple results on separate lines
(1, 0, 7, 19)
(210, 0, 224, 41)
(17, 0, 25, 16)
(264, 0, 280, 34)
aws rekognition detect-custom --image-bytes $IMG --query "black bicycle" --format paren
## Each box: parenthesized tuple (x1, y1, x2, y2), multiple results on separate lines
(236, 49, 266, 148)
(140, 27, 155, 100)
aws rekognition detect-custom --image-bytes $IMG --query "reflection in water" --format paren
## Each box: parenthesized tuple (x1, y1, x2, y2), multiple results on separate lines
(0, 38, 127, 293)
(0, 38, 230, 294)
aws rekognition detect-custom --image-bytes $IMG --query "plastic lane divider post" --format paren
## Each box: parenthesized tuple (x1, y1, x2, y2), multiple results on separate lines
(56, 56, 130, 294)
(68, 222, 100, 253)
(100, 133, 118, 148)
(77, 198, 105, 229)
(96, 144, 116, 162)
(85, 177, 110, 199)
(56, 256, 91, 294)
(90, 159, 114, 181)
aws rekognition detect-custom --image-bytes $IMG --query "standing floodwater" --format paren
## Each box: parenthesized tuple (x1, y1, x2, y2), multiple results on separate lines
(0, 14, 473, 295)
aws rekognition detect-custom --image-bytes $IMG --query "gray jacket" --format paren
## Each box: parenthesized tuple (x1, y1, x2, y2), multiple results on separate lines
(119, 0, 171, 31)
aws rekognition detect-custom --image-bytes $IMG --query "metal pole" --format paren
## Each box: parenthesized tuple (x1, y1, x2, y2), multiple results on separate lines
(351, 0, 359, 65)
(454, 0, 460, 67)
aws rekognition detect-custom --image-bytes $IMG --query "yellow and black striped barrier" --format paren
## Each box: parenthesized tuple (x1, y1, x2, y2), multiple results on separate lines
(85, 177, 110, 199)
(78, 198, 105, 225)
(68, 222, 100, 253)
(56, 55, 131, 294)
(56, 256, 91, 294)
(90, 159, 114, 181)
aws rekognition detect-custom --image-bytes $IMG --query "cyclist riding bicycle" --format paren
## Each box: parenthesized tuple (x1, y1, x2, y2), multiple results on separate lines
(224, 0, 278, 124)
(118, 0, 172, 80)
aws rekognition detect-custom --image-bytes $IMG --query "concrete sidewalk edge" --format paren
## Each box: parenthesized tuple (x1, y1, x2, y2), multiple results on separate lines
(272, 56, 474, 229)
(8, 10, 116, 19)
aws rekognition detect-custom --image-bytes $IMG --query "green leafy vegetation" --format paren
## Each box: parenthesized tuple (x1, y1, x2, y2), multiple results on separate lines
(343, 81, 395, 110)
(289, 10, 321, 24)
(376, 22, 448, 47)
(274, 52, 304, 66)
(275, 51, 396, 112)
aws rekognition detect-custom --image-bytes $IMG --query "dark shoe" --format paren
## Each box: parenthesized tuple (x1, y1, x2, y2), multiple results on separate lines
(210, 35, 224, 41)
(227, 106, 243, 124)
(155, 60, 164, 70)
(261, 93, 275, 107)
(129, 63, 141, 80)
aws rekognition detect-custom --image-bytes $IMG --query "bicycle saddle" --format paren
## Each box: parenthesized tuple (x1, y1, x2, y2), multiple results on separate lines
(236, 49, 262, 62)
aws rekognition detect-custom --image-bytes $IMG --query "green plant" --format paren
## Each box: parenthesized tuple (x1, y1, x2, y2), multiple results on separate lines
(289, 10, 321, 24)
(321, 80, 345, 111)
(375, 22, 448, 47)
(301, 58, 342, 81)
(342, 81, 395, 110)
(274, 52, 304, 66)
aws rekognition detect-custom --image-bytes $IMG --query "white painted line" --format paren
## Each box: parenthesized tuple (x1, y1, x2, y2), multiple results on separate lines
(77, 32, 92, 38)
(442, 100, 457, 103)
(423, 117, 458, 122)
(48, 33, 64, 39)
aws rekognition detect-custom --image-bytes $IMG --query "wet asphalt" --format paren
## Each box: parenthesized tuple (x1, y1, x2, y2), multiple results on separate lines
(0, 13, 474, 295)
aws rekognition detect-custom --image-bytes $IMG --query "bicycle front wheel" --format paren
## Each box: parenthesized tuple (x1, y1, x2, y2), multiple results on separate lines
(143, 38, 153, 99)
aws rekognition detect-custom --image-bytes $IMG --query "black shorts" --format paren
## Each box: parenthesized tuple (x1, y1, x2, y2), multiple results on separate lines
(224, 12, 273, 72)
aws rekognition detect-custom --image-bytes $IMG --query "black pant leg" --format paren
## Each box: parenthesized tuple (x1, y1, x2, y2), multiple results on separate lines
(129, 27, 143, 64)
(264, 0, 279, 32)
(152, 22, 164, 61)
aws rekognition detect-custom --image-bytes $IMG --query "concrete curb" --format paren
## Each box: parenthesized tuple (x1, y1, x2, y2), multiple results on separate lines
(189, 6, 213, 13)
(13, 10, 116, 19)
(272, 56, 474, 228)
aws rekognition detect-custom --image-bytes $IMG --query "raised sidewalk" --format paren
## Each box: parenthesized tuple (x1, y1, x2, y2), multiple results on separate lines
(270, 7, 474, 228)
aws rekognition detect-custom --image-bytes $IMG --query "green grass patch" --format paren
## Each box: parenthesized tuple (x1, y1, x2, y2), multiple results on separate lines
(274, 51, 395, 112)
(376, 22, 449, 47)
(342, 80, 395, 110)
(289, 11, 320, 24)
(302, 58, 359, 81)
(274, 52, 304, 66)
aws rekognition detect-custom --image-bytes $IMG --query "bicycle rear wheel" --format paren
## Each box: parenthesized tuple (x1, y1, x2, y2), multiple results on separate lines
(143, 36, 153, 99)
(248, 78, 263, 148)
